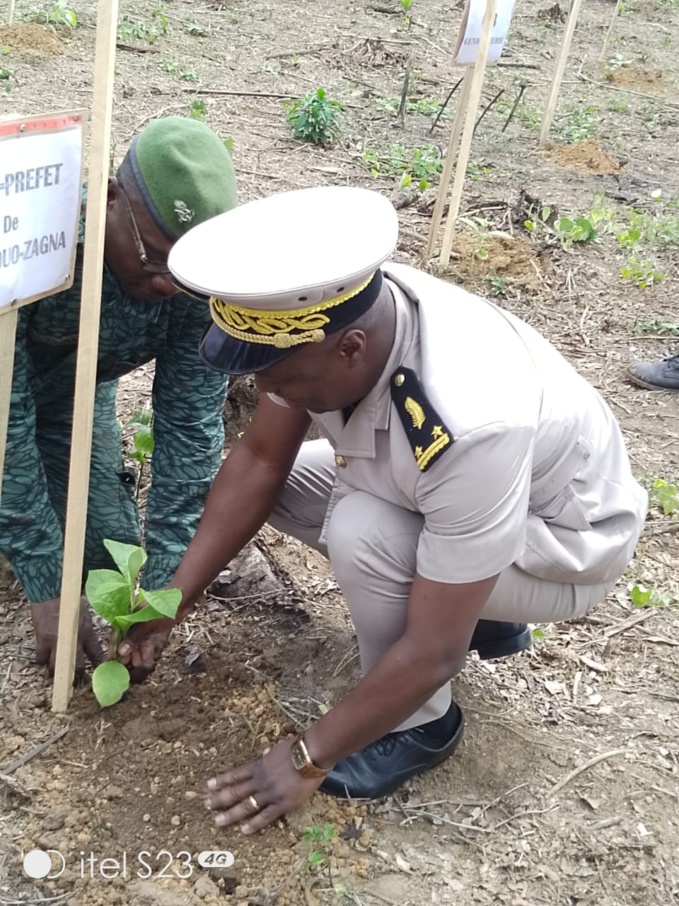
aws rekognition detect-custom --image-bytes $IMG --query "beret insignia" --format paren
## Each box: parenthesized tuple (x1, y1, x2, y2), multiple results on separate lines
(391, 367, 452, 472)
(174, 199, 195, 224)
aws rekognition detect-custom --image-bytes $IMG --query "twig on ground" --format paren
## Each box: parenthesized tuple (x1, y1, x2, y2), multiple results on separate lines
(603, 610, 653, 638)
(429, 77, 464, 133)
(548, 748, 628, 798)
(182, 88, 296, 99)
(0, 727, 68, 776)
(474, 89, 505, 135)
(502, 82, 527, 133)
(577, 71, 679, 109)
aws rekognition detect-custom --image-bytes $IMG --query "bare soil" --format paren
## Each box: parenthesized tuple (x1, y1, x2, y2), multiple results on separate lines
(1, 0, 679, 904)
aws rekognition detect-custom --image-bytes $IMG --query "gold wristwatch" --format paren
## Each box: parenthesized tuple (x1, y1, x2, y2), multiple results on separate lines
(290, 735, 332, 778)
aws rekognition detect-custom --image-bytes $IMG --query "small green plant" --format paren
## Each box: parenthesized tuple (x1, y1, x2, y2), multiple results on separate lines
(223, 136, 234, 152)
(376, 96, 444, 118)
(607, 97, 629, 113)
(162, 59, 179, 73)
(181, 67, 198, 81)
(620, 257, 665, 288)
(399, 0, 413, 23)
(605, 53, 633, 73)
(302, 824, 336, 873)
(517, 105, 542, 132)
(185, 16, 206, 36)
(117, 7, 168, 44)
(362, 143, 442, 191)
(460, 216, 515, 261)
(634, 318, 679, 336)
(189, 98, 207, 120)
(553, 106, 598, 144)
(30, 0, 77, 27)
(486, 274, 509, 296)
(285, 88, 344, 146)
(629, 583, 672, 608)
(125, 410, 154, 496)
(86, 540, 182, 707)
(0, 67, 10, 93)
(648, 477, 679, 517)
(556, 215, 599, 245)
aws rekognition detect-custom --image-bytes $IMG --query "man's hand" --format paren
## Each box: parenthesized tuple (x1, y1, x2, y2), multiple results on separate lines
(30, 597, 104, 679)
(118, 617, 175, 683)
(205, 739, 324, 834)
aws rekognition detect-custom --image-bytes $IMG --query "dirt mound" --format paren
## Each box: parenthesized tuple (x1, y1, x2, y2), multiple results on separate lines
(0, 22, 63, 55)
(609, 66, 668, 95)
(545, 139, 622, 175)
(444, 232, 546, 296)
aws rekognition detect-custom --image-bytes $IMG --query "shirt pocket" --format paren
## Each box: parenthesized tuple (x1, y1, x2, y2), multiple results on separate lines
(529, 435, 593, 532)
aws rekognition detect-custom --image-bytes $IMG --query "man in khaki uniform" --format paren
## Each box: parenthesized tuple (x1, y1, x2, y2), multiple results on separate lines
(120, 187, 647, 835)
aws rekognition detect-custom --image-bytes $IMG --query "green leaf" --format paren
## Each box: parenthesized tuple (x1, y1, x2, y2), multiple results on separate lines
(103, 539, 147, 586)
(92, 661, 130, 708)
(85, 569, 132, 623)
(114, 605, 166, 629)
(138, 587, 182, 619)
(630, 584, 652, 607)
(134, 425, 155, 457)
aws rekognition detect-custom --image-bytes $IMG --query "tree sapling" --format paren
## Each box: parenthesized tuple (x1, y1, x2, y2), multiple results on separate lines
(86, 539, 181, 707)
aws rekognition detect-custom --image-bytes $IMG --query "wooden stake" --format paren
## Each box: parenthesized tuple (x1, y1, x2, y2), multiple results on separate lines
(439, 0, 498, 266)
(7, 0, 16, 26)
(599, 0, 623, 63)
(539, 0, 585, 146)
(52, 0, 120, 713)
(0, 308, 18, 505)
(425, 71, 471, 258)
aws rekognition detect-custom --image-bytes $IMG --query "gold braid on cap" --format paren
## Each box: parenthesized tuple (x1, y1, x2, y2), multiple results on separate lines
(210, 275, 374, 349)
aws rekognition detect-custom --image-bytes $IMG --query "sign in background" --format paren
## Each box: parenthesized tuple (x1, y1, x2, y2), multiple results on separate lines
(0, 111, 84, 310)
(454, 0, 516, 66)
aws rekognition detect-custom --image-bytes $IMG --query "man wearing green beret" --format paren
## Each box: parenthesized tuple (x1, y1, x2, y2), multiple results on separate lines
(0, 116, 237, 677)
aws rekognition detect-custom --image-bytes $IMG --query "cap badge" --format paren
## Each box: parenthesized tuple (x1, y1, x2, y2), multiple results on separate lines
(174, 200, 195, 224)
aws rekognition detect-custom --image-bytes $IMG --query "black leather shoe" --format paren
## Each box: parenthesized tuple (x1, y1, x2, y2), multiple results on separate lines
(627, 354, 679, 391)
(320, 701, 464, 800)
(469, 620, 531, 660)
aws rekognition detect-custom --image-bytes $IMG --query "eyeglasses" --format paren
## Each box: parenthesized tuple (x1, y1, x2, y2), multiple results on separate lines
(119, 181, 172, 276)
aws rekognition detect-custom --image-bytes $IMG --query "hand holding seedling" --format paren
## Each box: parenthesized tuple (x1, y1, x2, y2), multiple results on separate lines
(30, 596, 104, 678)
(117, 616, 175, 682)
(85, 540, 182, 706)
(205, 739, 324, 834)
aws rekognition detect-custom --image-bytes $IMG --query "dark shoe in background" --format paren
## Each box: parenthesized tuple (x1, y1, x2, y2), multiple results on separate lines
(469, 620, 532, 660)
(627, 354, 679, 391)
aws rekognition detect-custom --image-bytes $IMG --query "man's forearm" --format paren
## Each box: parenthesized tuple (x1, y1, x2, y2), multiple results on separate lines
(304, 635, 465, 768)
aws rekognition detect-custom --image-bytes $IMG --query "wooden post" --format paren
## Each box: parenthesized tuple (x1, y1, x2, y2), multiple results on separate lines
(439, 0, 498, 266)
(599, 0, 623, 63)
(7, 0, 16, 26)
(539, 0, 585, 146)
(52, 0, 119, 713)
(0, 308, 18, 505)
(425, 71, 471, 258)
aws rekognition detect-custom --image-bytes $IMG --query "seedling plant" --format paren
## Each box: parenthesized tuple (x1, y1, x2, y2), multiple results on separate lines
(86, 540, 181, 707)
(285, 89, 344, 146)
(117, 7, 168, 44)
(362, 143, 442, 191)
(30, 0, 77, 28)
(125, 409, 154, 497)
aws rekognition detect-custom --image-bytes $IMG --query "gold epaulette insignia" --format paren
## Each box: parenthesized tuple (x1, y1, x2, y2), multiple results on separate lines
(390, 368, 453, 472)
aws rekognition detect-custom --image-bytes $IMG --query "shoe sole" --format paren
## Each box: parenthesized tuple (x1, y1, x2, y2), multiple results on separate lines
(474, 627, 532, 660)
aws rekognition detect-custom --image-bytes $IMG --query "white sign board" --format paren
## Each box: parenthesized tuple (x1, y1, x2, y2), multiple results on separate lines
(0, 111, 84, 311)
(453, 0, 516, 66)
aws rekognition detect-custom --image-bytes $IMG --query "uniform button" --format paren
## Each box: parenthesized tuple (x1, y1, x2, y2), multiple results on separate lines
(393, 373, 405, 387)
(335, 454, 347, 468)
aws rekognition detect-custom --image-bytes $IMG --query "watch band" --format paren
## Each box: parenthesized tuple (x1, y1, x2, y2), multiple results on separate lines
(290, 735, 332, 778)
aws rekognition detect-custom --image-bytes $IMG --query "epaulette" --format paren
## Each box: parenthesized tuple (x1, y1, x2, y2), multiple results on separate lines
(390, 367, 453, 472)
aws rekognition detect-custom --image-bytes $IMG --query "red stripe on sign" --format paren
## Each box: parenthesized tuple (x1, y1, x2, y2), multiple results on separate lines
(0, 113, 83, 138)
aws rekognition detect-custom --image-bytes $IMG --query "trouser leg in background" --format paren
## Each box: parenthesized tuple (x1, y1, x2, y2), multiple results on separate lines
(270, 439, 613, 731)
(36, 379, 142, 573)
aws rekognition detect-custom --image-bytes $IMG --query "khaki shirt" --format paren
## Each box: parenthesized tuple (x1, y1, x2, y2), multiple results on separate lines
(271, 264, 647, 587)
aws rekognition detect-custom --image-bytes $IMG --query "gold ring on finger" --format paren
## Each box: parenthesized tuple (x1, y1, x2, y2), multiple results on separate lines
(248, 795, 260, 812)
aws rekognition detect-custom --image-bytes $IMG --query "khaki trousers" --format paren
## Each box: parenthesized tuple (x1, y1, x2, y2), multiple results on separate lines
(269, 439, 615, 730)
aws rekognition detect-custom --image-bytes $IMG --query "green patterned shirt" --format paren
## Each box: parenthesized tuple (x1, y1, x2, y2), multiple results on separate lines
(1, 222, 227, 602)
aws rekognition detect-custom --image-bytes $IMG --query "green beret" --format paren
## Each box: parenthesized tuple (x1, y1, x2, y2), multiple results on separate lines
(126, 116, 237, 239)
